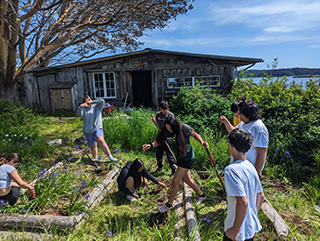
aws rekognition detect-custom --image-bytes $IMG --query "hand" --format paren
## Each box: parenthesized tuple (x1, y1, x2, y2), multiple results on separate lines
(133, 193, 139, 199)
(225, 227, 240, 241)
(152, 115, 156, 124)
(142, 143, 152, 151)
(158, 182, 167, 188)
(28, 185, 35, 197)
(258, 171, 262, 180)
(202, 142, 209, 149)
(219, 115, 228, 124)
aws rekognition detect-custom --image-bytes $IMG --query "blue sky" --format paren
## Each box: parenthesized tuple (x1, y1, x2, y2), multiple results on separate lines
(138, 0, 320, 70)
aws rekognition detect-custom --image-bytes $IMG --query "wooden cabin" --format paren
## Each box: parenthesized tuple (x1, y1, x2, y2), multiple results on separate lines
(18, 48, 263, 112)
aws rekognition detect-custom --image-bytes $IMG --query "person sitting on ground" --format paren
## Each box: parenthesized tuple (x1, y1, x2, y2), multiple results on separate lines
(231, 101, 241, 127)
(76, 95, 118, 162)
(117, 158, 166, 201)
(224, 128, 265, 241)
(0, 153, 35, 206)
(151, 100, 176, 175)
(220, 97, 269, 179)
(143, 115, 209, 212)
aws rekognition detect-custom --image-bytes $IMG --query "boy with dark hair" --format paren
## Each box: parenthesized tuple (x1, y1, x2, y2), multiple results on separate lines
(224, 128, 264, 241)
(152, 100, 176, 175)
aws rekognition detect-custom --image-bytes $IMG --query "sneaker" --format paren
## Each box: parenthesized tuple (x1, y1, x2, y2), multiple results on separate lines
(157, 203, 172, 213)
(196, 195, 207, 204)
(126, 195, 137, 202)
(109, 156, 119, 162)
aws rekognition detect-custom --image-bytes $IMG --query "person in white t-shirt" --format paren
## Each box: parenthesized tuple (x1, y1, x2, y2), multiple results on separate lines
(220, 97, 269, 179)
(224, 128, 265, 241)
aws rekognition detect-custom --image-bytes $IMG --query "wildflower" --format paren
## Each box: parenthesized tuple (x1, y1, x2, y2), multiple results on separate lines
(80, 188, 83, 192)
(25, 137, 28, 140)
(98, 156, 102, 161)
(8, 139, 11, 141)
(20, 134, 22, 137)
(113, 148, 119, 152)
(67, 157, 72, 161)
(106, 231, 112, 237)
(5, 134, 8, 137)
(75, 145, 79, 149)
(43, 169, 48, 172)
(0, 200, 6, 206)
(2, 139, 5, 142)
(22, 209, 27, 214)
(53, 173, 59, 177)
(280, 165, 283, 169)
(85, 147, 88, 150)
(216, 149, 219, 152)
(93, 162, 97, 166)
(39, 173, 44, 178)
(86, 194, 90, 200)
(81, 180, 87, 187)
(79, 164, 82, 167)
(74, 186, 78, 190)
(53, 163, 57, 166)
(14, 134, 16, 137)
(285, 151, 291, 158)
(275, 147, 279, 151)
(204, 216, 211, 224)
(63, 168, 68, 173)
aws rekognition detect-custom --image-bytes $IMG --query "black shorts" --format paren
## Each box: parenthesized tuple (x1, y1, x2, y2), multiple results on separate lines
(177, 159, 194, 169)
(0, 187, 20, 206)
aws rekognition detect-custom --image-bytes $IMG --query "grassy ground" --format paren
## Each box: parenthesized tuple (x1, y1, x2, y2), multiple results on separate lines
(2, 113, 320, 240)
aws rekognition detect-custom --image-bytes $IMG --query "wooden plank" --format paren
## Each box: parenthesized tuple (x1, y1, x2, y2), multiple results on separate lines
(174, 191, 186, 240)
(184, 183, 201, 241)
(0, 231, 52, 240)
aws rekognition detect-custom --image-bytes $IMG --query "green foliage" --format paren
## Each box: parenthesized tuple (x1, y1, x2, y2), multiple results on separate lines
(229, 71, 320, 184)
(169, 85, 233, 135)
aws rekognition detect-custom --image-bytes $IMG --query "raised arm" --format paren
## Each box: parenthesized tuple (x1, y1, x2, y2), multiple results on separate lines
(219, 115, 235, 133)
(191, 130, 209, 149)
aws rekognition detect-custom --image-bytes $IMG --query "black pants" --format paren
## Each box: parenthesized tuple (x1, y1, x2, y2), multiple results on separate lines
(156, 143, 176, 170)
(223, 232, 254, 241)
(0, 187, 20, 206)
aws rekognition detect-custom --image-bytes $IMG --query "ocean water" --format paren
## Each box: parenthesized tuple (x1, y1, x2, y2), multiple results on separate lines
(242, 76, 320, 89)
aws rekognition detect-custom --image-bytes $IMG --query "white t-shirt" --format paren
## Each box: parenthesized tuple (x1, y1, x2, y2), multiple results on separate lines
(236, 120, 269, 169)
(224, 160, 263, 241)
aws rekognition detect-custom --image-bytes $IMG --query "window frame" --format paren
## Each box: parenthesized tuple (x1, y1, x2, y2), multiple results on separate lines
(166, 75, 220, 89)
(92, 72, 117, 99)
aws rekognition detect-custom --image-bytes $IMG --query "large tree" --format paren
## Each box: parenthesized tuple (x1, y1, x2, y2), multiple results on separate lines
(0, 0, 194, 100)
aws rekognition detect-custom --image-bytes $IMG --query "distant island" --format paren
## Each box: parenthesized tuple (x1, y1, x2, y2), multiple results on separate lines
(245, 67, 320, 77)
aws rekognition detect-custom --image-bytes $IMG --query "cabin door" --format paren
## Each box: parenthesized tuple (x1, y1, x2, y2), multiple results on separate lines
(131, 71, 152, 107)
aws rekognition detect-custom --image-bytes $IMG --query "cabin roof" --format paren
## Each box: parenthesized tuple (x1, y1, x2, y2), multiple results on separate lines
(31, 48, 264, 72)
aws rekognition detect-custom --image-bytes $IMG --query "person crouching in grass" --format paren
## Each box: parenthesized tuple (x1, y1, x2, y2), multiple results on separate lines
(224, 129, 265, 241)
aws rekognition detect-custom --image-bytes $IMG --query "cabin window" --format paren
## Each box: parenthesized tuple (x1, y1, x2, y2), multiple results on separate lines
(167, 75, 220, 89)
(93, 72, 116, 99)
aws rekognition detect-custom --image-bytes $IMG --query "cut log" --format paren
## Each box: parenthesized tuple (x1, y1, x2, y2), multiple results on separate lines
(184, 183, 201, 241)
(0, 231, 52, 240)
(174, 191, 186, 240)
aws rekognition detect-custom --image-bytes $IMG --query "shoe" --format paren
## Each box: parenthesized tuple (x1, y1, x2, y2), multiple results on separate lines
(157, 203, 172, 213)
(109, 157, 119, 162)
(196, 195, 207, 204)
(126, 195, 137, 202)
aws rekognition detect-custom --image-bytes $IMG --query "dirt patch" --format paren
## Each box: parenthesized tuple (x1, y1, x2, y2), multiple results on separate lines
(261, 177, 292, 193)
(280, 211, 313, 235)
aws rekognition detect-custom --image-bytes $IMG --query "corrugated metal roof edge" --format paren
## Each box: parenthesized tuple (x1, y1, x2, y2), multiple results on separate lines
(30, 48, 264, 72)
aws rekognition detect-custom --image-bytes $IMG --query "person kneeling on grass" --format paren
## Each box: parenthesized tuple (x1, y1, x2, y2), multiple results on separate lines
(117, 158, 166, 201)
(224, 129, 265, 241)
(143, 115, 209, 212)
(76, 95, 118, 162)
(0, 153, 35, 206)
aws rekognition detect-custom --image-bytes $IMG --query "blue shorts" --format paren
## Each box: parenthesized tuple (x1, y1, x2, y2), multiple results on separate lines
(84, 128, 104, 147)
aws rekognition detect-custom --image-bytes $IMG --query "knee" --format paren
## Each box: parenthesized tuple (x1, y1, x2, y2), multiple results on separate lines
(140, 177, 148, 187)
(125, 177, 134, 189)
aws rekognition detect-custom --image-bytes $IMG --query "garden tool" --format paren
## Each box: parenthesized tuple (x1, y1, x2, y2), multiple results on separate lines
(205, 148, 226, 192)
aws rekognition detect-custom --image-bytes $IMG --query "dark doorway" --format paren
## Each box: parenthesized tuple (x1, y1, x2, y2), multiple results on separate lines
(131, 71, 152, 107)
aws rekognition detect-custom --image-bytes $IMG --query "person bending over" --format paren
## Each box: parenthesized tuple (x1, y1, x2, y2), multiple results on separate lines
(143, 115, 209, 212)
(224, 128, 264, 241)
(76, 96, 118, 162)
(117, 158, 166, 201)
(0, 153, 35, 206)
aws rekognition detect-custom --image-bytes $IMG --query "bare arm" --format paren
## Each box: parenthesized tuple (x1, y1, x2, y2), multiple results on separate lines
(255, 147, 268, 179)
(191, 130, 209, 149)
(10, 170, 33, 190)
(142, 140, 160, 151)
(225, 196, 249, 240)
(256, 191, 265, 212)
(219, 116, 235, 133)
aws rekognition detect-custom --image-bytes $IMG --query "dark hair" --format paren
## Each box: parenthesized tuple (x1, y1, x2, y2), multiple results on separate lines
(83, 95, 91, 102)
(228, 128, 253, 153)
(159, 100, 169, 110)
(157, 115, 188, 159)
(231, 101, 240, 113)
(0, 153, 22, 167)
(130, 158, 146, 189)
(238, 96, 261, 121)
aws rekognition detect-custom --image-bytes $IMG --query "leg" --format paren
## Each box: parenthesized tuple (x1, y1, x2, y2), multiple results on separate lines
(163, 143, 176, 172)
(96, 136, 111, 156)
(167, 166, 188, 205)
(125, 176, 135, 193)
(91, 144, 99, 159)
(140, 177, 148, 187)
(156, 145, 164, 169)
(182, 170, 203, 196)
